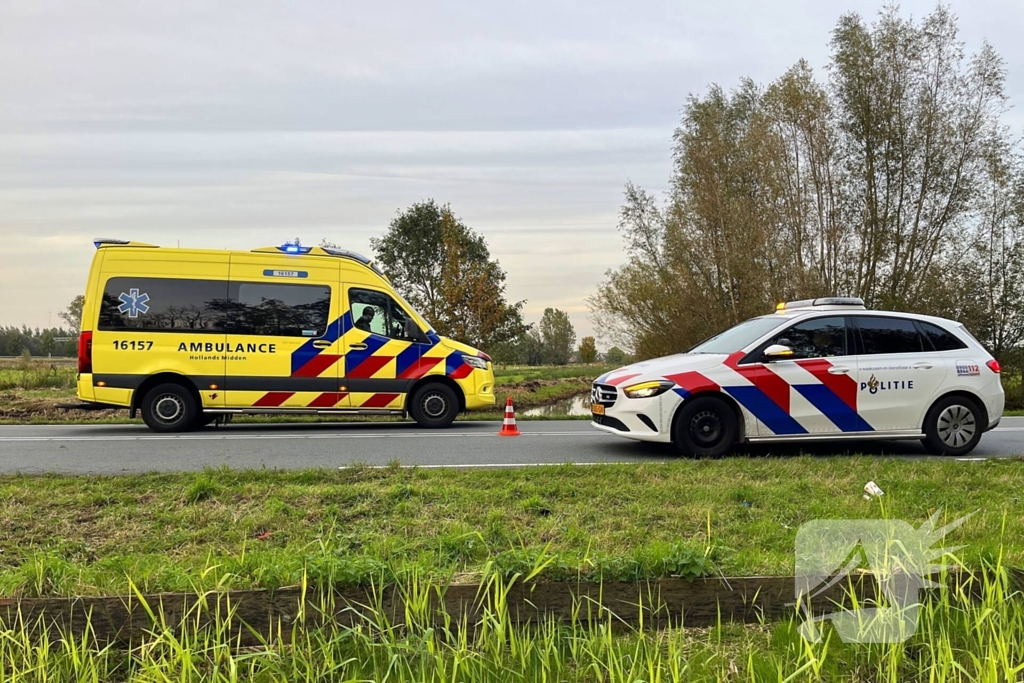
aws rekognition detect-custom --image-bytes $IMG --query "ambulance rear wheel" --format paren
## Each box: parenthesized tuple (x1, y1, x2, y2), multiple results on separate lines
(409, 383, 459, 428)
(672, 396, 738, 458)
(141, 383, 198, 433)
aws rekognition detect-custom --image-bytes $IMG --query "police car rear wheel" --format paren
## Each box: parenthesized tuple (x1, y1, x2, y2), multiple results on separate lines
(923, 396, 983, 456)
(409, 383, 459, 428)
(672, 396, 737, 458)
(141, 383, 198, 433)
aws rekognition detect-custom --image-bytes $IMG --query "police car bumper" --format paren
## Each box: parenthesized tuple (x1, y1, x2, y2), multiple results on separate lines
(591, 392, 674, 443)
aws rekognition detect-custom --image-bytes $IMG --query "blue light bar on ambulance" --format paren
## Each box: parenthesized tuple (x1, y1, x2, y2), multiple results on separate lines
(278, 244, 313, 254)
(93, 238, 131, 248)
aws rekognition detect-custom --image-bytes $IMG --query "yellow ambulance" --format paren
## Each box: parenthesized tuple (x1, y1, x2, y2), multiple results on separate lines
(75, 239, 496, 431)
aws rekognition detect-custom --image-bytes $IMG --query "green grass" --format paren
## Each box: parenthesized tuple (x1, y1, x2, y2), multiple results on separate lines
(0, 561, 1021, 681)
(1, 458, 1022, 597)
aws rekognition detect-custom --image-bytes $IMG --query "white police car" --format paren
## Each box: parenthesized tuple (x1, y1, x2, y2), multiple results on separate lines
(591, 298, 1004, 456)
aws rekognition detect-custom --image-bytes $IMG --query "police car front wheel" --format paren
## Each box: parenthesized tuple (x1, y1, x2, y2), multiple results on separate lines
(672, 396, 738, 458)
(141, 383, 199, 433)
(923, 395, 983, 456)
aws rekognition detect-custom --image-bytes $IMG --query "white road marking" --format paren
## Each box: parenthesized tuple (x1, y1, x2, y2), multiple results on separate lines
(0, 431, 609, 443)
(338, 461, 654, 470)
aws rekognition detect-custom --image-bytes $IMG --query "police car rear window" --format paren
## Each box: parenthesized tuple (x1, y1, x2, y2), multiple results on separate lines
(918, 321, 968, 351)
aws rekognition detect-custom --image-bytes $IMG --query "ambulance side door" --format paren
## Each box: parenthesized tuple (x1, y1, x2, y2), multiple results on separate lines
(343, 286, 429, 411)
(223, 255, 345, 410)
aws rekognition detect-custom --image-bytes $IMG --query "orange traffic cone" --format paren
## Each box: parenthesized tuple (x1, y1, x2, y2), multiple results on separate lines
(498, 396, 521, 436)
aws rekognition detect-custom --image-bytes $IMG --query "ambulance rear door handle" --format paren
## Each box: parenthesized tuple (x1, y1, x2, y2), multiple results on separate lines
(349, 343, 368, 350)
(312, 340, 331, 349)
(913, 362, 933, 370)
(827, 366, 850, 375)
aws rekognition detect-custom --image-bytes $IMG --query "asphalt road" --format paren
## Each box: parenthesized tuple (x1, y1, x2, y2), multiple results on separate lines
(0, 417, 1022, 474)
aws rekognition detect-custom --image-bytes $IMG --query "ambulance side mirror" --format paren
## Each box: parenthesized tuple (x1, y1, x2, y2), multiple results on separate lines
(404, 318, 429, 344)
(763, 344, 794, 361)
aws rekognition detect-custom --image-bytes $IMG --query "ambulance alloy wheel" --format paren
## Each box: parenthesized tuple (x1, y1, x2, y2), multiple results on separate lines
(141, 383, 199, 433)
(922, 395, 983, 456)
(409, 383, 459, 428)
(672, 395, 738, 458)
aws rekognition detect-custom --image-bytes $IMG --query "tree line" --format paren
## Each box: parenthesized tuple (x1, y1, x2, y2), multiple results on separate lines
(590, 5, 1024, 384)
(0, 327, 78, 358)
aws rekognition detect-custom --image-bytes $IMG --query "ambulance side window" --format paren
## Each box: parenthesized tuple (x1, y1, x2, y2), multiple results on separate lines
(225, 282, 332, 337)
(349, 289, 413, 341)
(98, 277, 228, 332)
(766, 316, 848, 359)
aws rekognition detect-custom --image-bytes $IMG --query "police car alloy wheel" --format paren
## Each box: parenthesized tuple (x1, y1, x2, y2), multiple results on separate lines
(923, 395, 983, 456)
(410, 382, 459, 428)
(141, 383, 198, 433)
(672, 396, 738, 457)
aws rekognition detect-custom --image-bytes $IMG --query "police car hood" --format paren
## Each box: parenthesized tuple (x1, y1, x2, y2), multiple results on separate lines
(597, 353, 730, 384)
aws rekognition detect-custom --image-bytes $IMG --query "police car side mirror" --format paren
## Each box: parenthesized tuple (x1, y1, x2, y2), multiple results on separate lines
(763, 344, 794, 361)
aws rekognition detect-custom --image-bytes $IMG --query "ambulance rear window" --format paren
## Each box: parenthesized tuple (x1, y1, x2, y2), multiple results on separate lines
(98, 277, 228, 332)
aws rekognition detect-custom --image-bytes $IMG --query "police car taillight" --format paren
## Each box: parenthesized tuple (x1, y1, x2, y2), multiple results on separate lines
(987, 359, 1001, 374)
(78, 331, 93, 374)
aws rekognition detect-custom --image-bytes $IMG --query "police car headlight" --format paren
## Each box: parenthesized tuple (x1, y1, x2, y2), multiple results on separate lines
(623, 380, 673, 399)
(462, 355, 489, 370)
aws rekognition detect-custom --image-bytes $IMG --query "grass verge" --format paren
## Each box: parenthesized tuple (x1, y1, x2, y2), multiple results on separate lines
(1, 458, 1021, 597)
(0, 562, 1021, 681)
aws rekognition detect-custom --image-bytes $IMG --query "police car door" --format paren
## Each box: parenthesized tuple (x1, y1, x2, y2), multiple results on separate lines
(743, 316, 866, 436)
(223, 254, 344, 410)
(851, 315, 948, 432)
(343, 287, 424, 411)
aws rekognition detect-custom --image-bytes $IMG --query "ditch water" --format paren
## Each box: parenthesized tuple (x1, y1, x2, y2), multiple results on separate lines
(521, 394, 591, 417)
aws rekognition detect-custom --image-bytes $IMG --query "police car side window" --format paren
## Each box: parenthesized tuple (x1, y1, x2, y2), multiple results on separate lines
(918, 321, 968, 351)
(854, 316, 924, 355)
(767, 316, 847, 359)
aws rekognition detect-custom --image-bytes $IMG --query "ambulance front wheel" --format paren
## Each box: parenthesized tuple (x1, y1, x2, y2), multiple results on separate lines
(409, 383, 459, 428)
(140, 383, 199, 433)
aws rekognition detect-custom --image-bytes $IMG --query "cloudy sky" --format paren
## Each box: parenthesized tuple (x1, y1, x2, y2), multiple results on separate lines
(2, 0, 1021, 342)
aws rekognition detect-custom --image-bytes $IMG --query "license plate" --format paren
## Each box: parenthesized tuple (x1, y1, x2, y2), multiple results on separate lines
(591, 404, 605, 416)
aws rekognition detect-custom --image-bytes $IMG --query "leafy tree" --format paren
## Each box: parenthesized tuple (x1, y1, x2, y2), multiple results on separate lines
(578, 336, 597, 364)
(60, 295, 85, 333)
(591, 5, 1016, 362)
(363, 200, 526, 350)
(605, 346, 626, 365)
(539, 308, 575, 365)
(39, 330, 55, 356)
(490, 325, 545, 365)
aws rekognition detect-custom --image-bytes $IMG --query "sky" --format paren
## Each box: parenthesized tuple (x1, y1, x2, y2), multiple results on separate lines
(2, 0, 1022, 344)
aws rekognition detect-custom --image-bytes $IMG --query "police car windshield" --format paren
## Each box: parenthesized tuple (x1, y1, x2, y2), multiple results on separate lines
(688, 316, 788, 354)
